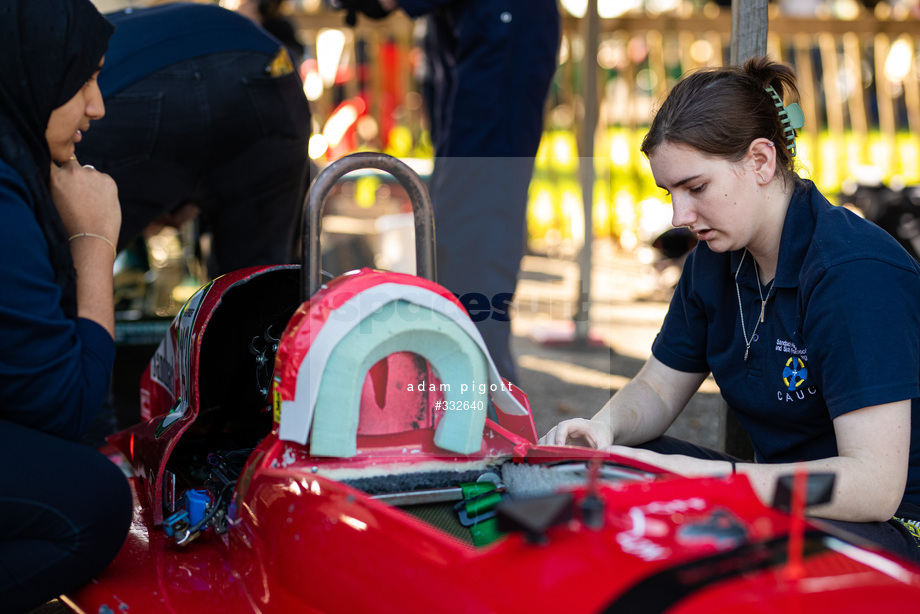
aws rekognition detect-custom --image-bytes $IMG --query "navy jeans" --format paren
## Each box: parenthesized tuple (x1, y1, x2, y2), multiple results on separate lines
(421, 0, 560, 383)
(641, 436, 920, 565)
(0, 419, 132, 612)
(77, 50, 311, 276)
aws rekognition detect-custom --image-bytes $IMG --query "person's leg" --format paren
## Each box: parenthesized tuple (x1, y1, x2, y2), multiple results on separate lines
(424, 0, 559, 384)
(0, 419, 132, 612)
(816, 517, 920, 565)
(196, 51, 311, 275)
(429, 156, 533, 383)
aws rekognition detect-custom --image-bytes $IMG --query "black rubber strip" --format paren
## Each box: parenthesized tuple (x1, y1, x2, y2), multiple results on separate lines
(600, 532, 828, 613)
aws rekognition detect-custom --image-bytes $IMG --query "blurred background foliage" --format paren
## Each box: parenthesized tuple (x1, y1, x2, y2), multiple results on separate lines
(216, 0, 920, 258)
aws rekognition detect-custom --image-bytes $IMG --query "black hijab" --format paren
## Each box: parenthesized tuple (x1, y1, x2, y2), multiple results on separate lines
(0, 0, 113, 319)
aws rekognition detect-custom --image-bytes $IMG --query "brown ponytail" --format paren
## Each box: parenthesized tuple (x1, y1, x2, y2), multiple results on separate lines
(641, 56, 801, 183)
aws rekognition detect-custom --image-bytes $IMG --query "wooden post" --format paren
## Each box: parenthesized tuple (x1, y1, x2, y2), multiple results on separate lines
(721, 0, 769, 459)
(574, 0, 599, 343)
(730, 0, 769, 64)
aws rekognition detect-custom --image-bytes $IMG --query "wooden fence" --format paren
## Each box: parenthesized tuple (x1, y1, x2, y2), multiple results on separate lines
(289, 3, 920, 250)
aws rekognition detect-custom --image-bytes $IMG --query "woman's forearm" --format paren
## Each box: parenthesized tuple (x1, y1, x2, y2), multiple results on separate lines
(594, 356, 709, 446)
(69, 235, 116, 338)
(739, 455, 904, 522)
(592, 379, 675, 446)
(49, 160, 121, 339)
(615, 401, 910, 523)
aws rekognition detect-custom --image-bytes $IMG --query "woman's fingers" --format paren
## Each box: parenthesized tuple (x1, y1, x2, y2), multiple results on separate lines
(49, 161, 121, 240)
(539, 418, 610, 449)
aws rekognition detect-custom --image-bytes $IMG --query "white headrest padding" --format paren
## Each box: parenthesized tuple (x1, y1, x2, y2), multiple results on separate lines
(278, 283, 528, 447)
(309, 300, 488, 457)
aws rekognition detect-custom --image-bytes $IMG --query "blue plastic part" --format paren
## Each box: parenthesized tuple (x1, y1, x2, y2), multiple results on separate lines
(163, 509, 189, 537)
(184, 489, 210, 527)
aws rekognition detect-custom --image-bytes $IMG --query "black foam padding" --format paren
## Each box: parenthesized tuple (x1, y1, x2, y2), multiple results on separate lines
(342, 467, 501, 495)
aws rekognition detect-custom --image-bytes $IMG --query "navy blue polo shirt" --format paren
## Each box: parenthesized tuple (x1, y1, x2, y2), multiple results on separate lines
(99, 3, 282, 97)
(653, 180, 920, 507)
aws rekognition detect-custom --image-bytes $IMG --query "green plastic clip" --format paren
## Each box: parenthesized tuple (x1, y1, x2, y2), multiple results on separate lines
(765, 85, 805, 157)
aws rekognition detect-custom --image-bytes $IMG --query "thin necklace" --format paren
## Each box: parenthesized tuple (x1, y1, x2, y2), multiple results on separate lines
(734, 249, 776, 361)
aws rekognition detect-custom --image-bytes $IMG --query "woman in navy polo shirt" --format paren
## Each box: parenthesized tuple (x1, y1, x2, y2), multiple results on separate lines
(541, 56, 920, 563)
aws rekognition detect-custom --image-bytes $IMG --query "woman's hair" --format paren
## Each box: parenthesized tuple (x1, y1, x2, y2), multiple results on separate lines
(641, 56, 800, 181)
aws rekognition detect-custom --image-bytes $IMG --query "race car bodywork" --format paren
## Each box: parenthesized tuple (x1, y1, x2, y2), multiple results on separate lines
(64, 154, 920, 613)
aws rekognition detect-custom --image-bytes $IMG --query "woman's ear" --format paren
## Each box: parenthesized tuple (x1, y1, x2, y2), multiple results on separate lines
(748, 138, 778, 183)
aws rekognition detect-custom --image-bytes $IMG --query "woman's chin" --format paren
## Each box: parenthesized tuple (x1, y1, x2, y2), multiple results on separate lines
(50, 145, 75, 164)
(701, 237, 734, 253)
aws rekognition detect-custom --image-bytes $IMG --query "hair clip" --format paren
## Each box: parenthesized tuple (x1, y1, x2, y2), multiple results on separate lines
(765, 85, 805, 157)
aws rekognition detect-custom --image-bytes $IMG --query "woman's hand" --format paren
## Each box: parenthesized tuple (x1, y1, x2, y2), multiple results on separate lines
(49, 157, 120, 244)
(539, 418, 613, 449)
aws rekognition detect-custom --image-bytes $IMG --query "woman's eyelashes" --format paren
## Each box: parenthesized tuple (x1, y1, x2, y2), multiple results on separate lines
(662, 183, 706, 199)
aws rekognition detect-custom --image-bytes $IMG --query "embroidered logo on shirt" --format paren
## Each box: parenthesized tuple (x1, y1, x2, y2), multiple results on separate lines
(775, 338, 807, 357)
(783, 356, 808, 391)
(774, 341, 818, 403)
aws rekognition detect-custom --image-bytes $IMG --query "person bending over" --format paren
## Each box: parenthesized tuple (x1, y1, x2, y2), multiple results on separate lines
(77, 2, 311, 276)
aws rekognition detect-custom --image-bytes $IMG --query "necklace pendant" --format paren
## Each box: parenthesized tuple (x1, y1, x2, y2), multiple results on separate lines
(744, 345, 750, 361)
(760, 300, 767, 323)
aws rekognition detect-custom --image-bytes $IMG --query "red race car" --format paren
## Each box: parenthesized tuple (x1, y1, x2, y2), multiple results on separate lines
(65, 154, 920, 613)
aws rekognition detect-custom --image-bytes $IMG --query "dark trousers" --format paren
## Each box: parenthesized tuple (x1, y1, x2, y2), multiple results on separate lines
(0, 419, 132, 612)
(77, 50, 311, 276)
(641, 436, 920, 565)
(422, 0, 560, 383)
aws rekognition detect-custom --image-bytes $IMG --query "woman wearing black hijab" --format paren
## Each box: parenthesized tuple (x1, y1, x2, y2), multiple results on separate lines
(0, 1, 132, 610)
